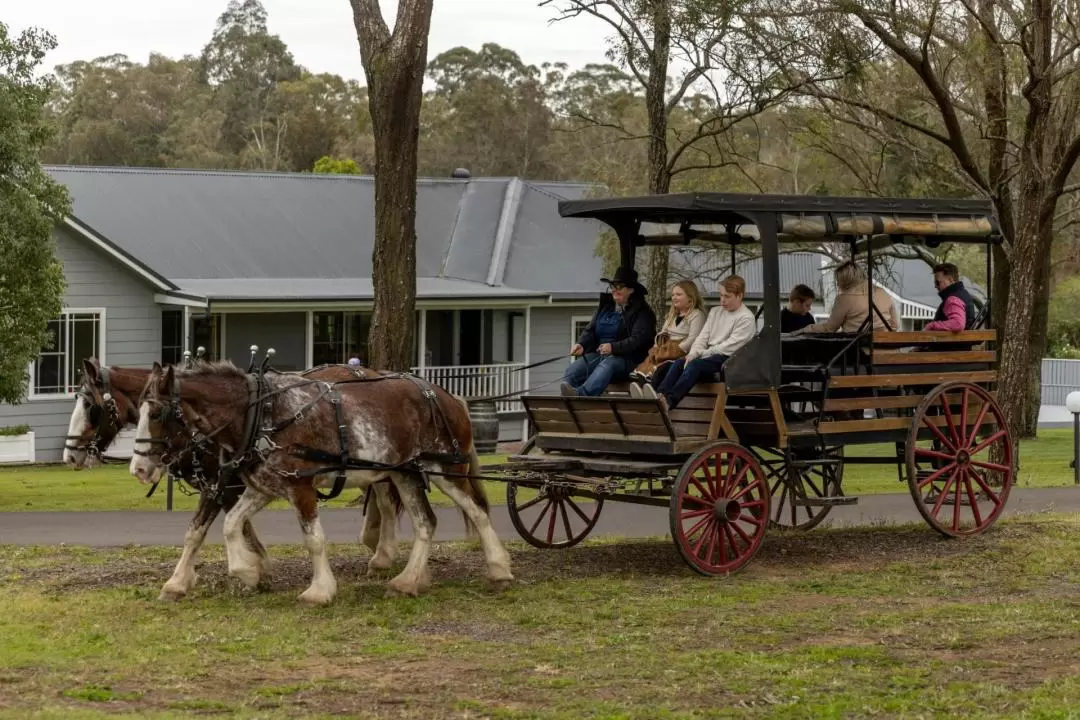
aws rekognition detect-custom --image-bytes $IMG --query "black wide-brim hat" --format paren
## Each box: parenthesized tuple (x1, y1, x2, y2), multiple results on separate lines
(601, 266, 639, 286)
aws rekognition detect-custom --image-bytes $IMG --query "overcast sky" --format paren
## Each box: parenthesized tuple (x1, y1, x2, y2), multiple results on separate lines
(7, 0, 615, 80)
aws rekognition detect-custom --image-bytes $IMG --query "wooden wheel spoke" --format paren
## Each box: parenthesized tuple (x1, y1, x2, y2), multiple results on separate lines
(684, 513, 713, 542)
(731, 480, 758, 501)
(963, 470, 983, 527)
(917, 462, 957, 491)
(969, 429, 1008, 456)
(731, 519, 755, 546)
(924, 416, 958, 453)
(680, 508, 714, 520)
(970, 460, 1011, 473)
(966, 401, 991, 450)
(940, 392, 961, 448)
(515, 493, 547, 513)
(689, 476, 713, 501)
(967, 469, 1003, 507)
(915, 447, 956, 463)
(701, 523, 719, 564)
(546, 497, 559, 545)
(558, 498, 574, 543)
(929, 471, 959, 517)
(698, 459, 717, 496)
(723, 523, 742, 554)
(564, 496, 592, 524)
(723, 462, 749, 498)
(959, 387, 970, 447)
(951, 472, 962, 531)
(681, 492, 711, 507)
(527, 497, 555, 536)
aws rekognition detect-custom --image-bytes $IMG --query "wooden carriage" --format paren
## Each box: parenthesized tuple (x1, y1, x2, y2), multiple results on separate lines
(490, 193, 1012, 576)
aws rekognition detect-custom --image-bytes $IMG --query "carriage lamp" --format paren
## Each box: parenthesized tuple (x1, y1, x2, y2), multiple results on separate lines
(1066, 391, 1080, 485)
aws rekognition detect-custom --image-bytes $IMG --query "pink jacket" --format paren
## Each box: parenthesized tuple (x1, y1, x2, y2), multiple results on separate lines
(924, 296, 966, 332)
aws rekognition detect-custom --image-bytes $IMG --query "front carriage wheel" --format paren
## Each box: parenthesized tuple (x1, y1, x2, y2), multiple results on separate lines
(669, 441, 770, 576)
(506, 481, 603, 549)
(906, 381, 1014, 538)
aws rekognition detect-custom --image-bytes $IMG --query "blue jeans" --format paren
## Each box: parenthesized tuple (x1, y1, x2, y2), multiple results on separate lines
(563, 353, 634, 396)
(656, 354, 729, 409)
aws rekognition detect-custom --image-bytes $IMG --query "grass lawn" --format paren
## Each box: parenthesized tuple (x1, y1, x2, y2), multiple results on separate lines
(1, 515, 1079, 718)
(0, 428, 1075, 512)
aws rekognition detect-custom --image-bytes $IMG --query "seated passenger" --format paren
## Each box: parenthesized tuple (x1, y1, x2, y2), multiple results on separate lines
(793, 261, 898, 334)
(561, 266, 657, 397)
(781, 283, 817, 333)
(633, 275, 755, 411)
(923, 262, 975, 331)
(629, 279, 707, 386)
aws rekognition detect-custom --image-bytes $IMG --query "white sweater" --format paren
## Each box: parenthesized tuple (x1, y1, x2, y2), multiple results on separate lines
(687, 305, 756, 361)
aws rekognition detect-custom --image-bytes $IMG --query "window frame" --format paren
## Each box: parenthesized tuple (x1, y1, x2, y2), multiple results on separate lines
(27, 307, 107, 401)
(570, 314, 593, 347)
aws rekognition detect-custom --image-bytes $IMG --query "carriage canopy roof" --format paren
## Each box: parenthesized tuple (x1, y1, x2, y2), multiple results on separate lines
(557, 192, 1002, 247)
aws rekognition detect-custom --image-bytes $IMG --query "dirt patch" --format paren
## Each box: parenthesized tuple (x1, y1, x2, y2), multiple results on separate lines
(7, 521, 1054, 595)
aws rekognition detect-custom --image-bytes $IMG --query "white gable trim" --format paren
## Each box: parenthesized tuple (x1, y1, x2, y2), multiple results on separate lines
(63, 217, 177, 292)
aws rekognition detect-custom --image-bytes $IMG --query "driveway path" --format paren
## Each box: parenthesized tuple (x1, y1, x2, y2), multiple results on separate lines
(1, 486, 1078, 547)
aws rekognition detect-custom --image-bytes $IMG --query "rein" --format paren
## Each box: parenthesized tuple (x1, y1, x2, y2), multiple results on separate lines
(65, 365, 120, 461)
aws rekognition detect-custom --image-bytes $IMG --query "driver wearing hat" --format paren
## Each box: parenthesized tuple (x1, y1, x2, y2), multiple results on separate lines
(562, 266, 657, 397)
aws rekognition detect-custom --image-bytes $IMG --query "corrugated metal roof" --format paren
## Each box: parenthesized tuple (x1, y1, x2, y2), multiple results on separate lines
(44, 166, 604, 299)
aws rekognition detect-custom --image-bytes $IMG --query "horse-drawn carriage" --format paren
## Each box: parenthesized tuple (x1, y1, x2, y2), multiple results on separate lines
(65, 190, 1012, 602)
(489, 192, 1012, 576)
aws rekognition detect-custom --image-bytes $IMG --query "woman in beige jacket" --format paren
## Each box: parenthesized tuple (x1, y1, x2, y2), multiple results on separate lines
(794, 261, 899, 334)
(630, 280, 706, 384)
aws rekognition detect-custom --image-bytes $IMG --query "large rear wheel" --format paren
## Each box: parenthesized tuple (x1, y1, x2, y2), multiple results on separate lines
(906, 381, 1013, 537)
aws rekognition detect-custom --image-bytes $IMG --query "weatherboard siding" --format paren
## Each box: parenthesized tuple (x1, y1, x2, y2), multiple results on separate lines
(0, 226, 161, 462)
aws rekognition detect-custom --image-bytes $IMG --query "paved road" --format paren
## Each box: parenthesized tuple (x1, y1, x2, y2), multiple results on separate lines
(1, 486, 1078, 547)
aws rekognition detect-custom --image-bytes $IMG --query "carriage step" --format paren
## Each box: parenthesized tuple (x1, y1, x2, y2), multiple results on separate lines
(793, 496, 858, 507)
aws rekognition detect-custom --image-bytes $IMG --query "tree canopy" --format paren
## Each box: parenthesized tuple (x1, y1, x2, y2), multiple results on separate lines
(0, 22, 70, 404)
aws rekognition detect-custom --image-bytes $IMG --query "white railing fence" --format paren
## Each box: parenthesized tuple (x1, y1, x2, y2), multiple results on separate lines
(412, 363, 526, 414)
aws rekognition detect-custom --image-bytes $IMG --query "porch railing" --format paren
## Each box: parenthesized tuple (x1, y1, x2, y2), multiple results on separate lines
(411, 363, 526, 414)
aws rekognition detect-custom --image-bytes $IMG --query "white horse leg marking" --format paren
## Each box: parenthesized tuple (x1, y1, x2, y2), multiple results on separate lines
(367, 481, 399, 576)
(430, 474, 514, 584)
(160, 499, 219, 601)
(297, 513, 337, 605)
(222, 488, 272, 588)
(386, 474, 435, 597)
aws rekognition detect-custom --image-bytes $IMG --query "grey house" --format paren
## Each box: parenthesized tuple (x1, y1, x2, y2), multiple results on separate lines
(0, 165, 966, 463)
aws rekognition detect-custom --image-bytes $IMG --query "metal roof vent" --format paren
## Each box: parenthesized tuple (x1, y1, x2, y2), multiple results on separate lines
(451, 167, 471, 179)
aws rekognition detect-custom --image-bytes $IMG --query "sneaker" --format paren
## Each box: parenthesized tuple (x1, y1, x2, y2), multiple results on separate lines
(628, 383, 644, 399)
(560, 382, 579, 397)
(641, 384, 658, 399)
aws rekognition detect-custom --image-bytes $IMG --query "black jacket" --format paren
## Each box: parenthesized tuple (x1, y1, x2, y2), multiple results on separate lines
(935, 281, 976, 329)
(578, 287, 657, 366)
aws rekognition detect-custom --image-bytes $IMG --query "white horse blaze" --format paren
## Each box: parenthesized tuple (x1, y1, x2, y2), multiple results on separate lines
(129, 401, 158, 482)
(63, 396, 89, 466)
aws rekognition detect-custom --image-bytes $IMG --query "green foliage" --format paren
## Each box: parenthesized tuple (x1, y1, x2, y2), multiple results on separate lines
(1047, 275, 1080, 357)
(0, 425, 30, 437)
(0, 22, 69, 405)
(312, 155, 362, 175)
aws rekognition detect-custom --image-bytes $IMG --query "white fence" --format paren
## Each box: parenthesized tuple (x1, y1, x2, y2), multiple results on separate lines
(412, 363, 526, 414)
(1042, 358, 1080, 406)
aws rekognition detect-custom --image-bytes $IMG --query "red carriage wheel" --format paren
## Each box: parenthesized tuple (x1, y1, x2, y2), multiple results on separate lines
(669, 441, 770, 575)
(906, 381, 1014, 537)
(506, 480, 604, 549)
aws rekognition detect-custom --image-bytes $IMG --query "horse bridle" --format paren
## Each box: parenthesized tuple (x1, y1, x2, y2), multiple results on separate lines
(65, 365, 121, 459)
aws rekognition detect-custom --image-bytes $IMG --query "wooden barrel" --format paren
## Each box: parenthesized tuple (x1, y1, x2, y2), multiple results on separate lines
(467, 399, 499, 455)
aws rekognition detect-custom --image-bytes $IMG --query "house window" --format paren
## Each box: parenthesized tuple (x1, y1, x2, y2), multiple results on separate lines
(570, 315, 592, 346)
(30, 310, 105, 398)
(161, 310, 184, 365)
(313, 311, 372, 365)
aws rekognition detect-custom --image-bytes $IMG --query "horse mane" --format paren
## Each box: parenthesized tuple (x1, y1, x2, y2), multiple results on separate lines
(176, 360, 247, 381)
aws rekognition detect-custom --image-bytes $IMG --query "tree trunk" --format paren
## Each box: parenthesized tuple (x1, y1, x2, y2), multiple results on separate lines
(350, 0, 434, 371)
(1021, 237, 1053, 436)
(644, 0, 672, 316)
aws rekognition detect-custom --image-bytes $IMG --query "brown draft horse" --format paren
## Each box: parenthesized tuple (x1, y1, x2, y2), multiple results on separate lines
(130, 360, 513, 604)
(64, 359, 458, 601)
